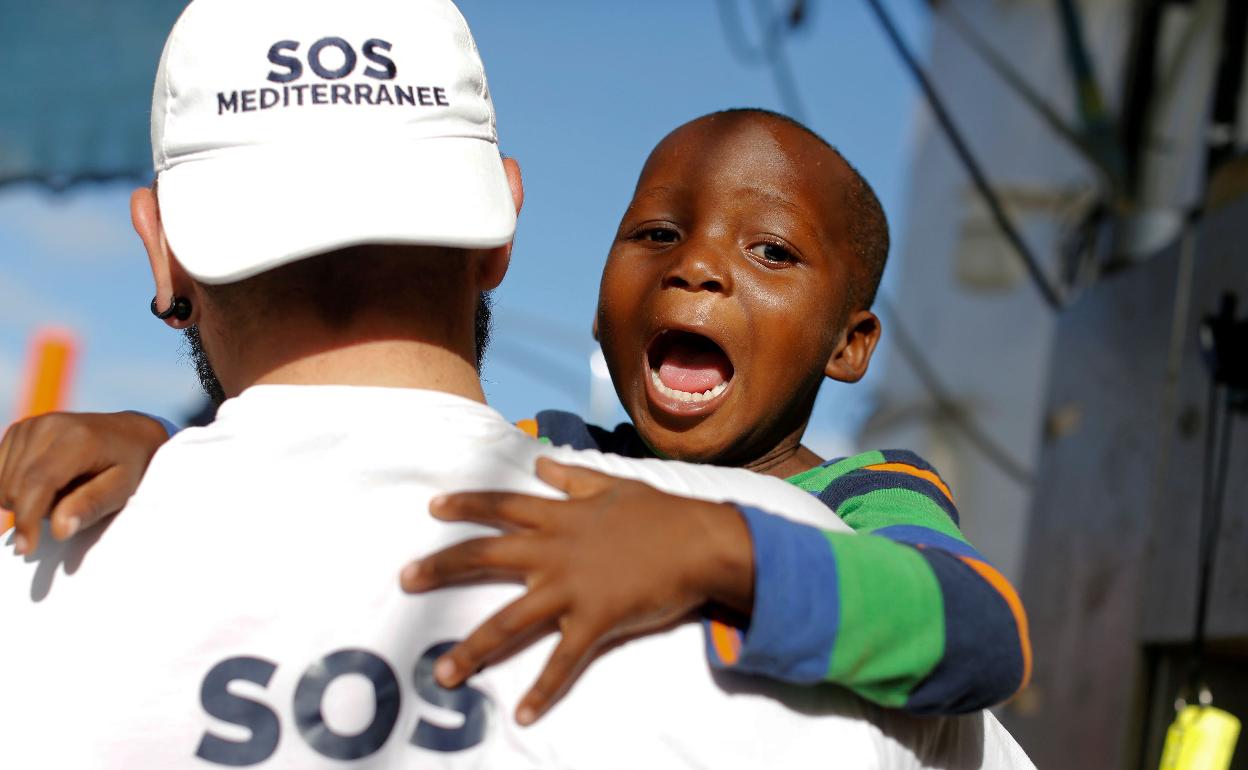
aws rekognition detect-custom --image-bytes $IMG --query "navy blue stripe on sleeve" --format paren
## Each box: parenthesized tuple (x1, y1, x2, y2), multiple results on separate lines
(902, 548, 1025, 713)
(703, 505, 841, 683)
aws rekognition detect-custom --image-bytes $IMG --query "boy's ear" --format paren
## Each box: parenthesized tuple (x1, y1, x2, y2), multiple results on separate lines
(824, 309, 881, 383)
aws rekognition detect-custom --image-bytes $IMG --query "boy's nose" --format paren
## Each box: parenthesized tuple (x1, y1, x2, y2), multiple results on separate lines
(661, 246, 732, 294)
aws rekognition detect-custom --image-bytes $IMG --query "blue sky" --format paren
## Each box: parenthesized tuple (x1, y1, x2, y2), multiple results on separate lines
(0, 0, 927, 454)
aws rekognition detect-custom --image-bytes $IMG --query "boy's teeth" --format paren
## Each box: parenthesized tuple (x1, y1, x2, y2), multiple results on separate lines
(649, 369, 728, 403)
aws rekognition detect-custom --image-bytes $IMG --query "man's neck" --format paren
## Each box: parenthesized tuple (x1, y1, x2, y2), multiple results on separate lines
(212, 302, 487, 404)
(250, 338, 487, 403)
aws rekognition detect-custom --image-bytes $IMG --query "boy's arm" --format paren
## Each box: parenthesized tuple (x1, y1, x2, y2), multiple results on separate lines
(528, 410, 652, 458)
(707, 450, 1030, 714)
(402, 457, 757, 726)
(0, 411, 171, 553)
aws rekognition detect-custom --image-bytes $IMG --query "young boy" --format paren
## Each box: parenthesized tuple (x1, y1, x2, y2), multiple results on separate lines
(412, 109, 1030, 722)
(0, 109, 1029, 724)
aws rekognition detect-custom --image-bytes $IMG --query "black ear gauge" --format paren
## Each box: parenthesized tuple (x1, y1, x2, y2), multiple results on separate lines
(151, 296, 193, 322)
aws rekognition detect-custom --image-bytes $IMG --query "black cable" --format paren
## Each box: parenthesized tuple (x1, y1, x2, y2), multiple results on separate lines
(716, 0, 1036, 486)
(1207, 0, 1248, 173)
(1191, 376, 1220, 692)
(715, 0, 768, 64)
(748, 0, 807, 118)
(715, 0, 805, 122)
(1187, 292, 1246, 699)
(862, 0, 1065, 311)
(939, 3, 1118, 190)
(1188, 379, 1233, 697)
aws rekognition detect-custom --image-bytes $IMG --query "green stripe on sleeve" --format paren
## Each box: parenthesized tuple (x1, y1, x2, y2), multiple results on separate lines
(825, 532, 946, 707)
(837, 488, 968, 543)
(786, 450, 887, 493)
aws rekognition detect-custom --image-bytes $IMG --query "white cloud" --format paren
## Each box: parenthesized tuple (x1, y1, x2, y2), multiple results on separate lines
(0, 273, 88, 328)
(75, 357, 203, 418)
(0, 186, 137, 264)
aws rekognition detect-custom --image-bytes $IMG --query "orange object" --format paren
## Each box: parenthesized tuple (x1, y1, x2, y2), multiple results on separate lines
(709, 619, 743, 666)
(14, 329, 79, 421)
(2, 329, 79, 536)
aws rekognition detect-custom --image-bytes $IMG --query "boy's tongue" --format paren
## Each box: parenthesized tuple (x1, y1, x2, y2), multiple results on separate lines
(657, 344, 731, 393)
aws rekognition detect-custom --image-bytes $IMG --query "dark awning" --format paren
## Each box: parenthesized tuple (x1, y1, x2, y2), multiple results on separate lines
(1, 0, 187, 189)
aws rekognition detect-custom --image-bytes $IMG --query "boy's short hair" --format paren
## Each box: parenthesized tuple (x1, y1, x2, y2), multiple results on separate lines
(712, 108, 890, 311)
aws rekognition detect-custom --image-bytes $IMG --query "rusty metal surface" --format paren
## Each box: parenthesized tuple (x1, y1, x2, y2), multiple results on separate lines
(1002, 194, 1248, 769)
(1002, 240, 1182, 769)
(1140, 197, 1248, 644)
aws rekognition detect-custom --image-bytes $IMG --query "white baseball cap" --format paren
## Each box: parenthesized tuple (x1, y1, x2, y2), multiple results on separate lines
(151, 0, 515, 284)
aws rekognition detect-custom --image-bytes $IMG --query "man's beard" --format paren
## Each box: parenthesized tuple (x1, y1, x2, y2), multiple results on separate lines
(181, 291, 493, 406)
(474, 290, 493, 371)
(183, 326, 226, 406)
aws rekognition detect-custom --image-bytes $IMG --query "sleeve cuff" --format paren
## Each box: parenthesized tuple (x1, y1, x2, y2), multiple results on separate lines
(126, 411, 182, 439)
(701, 504, 842, 684)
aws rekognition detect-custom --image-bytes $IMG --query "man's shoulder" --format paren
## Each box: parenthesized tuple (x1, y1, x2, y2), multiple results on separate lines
(540, 443, 850, 532)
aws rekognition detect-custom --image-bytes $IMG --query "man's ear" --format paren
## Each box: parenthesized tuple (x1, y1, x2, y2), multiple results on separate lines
(503, 156, 524, 219)
(497, 156, 524, 263)
(131, 187, 199, 328)
(475, 157, 525, 291)
(825, 309, 881, 383)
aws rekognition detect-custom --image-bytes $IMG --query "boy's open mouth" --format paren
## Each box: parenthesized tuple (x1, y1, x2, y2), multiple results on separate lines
(644, 330, 735, 413)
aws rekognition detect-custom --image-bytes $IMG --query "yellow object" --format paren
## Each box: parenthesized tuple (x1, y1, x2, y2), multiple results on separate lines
(2, 329, 80, 537)
(1160, 705, 1241, 770)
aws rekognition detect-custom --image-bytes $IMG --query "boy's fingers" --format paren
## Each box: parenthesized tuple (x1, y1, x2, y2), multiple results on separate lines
(0, 424, 28, 545)
(0, 421, 30, 510)
(400, 536, 532, 593)
(9, 440, 106, 553)
(430, 491, 551, 531)
(434, 590, 561, 689)
(11, 477, 60, 555)
(534, 458, 614, 498)
(516, 626, 595, 726)
(47, 466, 133, 541)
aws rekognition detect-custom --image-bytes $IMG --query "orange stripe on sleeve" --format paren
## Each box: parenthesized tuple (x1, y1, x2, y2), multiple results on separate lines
(709, 619, 743, 666)
(865, 462, 955, 504)
(958, 556, 1033, 692)
(515, 419, 539, 439)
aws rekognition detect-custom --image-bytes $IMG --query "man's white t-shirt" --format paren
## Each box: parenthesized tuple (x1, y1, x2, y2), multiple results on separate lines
(1, 385, 1031, 769)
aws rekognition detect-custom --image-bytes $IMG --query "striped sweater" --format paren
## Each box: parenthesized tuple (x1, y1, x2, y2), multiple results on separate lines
(526, 410, 1031, 714)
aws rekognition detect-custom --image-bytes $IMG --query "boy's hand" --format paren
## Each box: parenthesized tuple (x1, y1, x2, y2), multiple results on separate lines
(400, 456, 754, 726)
(0, 412, 170, 555)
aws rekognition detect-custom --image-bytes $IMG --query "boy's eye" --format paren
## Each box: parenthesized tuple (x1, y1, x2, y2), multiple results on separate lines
(641, 227, 679, 244)
(747, 242, 797, 265)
